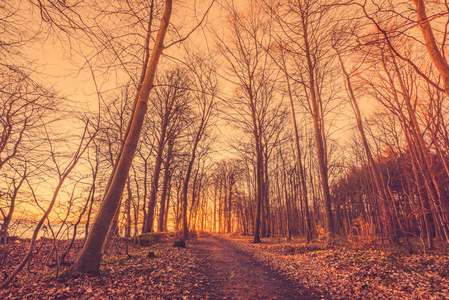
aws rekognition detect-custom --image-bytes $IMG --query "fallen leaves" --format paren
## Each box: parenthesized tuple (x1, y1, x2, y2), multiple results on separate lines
(225, 235, 449, 299)
(0, 237, 208, 299)
(1, 234, 448, 299)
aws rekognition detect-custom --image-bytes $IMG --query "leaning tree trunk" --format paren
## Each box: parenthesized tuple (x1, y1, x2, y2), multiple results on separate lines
(70, 0, 172, 274)
(391, 53, 448, 244)
(335, 48, 398, 243)
(412, 0, 449, 97)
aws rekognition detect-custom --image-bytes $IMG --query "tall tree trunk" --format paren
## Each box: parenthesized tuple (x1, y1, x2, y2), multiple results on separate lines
(263, 153, 270, 238)
(125, 177, 132, 238)
(213, 182, 218, 232)
(157, 138, 174, 232)
(141, 155, 149, 232)
(335, 48, 398, 243)
(390, 53, 448, 244)
(253, 142, 263, 243)
(282, 57, 311, 242)
(181, 139, 201, 239)
(70, 0, 172, 274)
(188, 166, 199, 233)
(144, 126, 167, 233)
(175, 177, 182, 231)
(164, 179, 172, 231)
(227, 174, 234, 233)
(181, 160, 195, 240)
(303, 23, 334, 240)
(133, 167, 140, 237)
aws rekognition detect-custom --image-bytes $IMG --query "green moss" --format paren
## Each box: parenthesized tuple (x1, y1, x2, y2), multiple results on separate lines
(20, 270, 61, 283)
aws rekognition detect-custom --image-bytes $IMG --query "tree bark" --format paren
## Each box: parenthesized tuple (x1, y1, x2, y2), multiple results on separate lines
(125, 177, 132, 237)
(227, 173, 234, 233)
(70, 0, 172, 274)
(181, 138, 201, 239)
(157, 138, 174, 232)
(412, 0, 449, 97)
(302, 22, 334, 240)
(143, 125, 167, 233)
(282, 56, 311, 242)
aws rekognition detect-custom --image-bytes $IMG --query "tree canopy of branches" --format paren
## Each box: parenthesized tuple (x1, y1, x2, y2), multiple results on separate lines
(4, 0, 449, 288)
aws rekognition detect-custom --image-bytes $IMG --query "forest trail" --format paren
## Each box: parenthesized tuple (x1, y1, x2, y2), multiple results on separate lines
(2, 235, 448, 299)
(190, 234, 318, 299)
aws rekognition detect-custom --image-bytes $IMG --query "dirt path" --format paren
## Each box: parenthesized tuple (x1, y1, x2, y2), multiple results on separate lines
(190, 234, 320, 299)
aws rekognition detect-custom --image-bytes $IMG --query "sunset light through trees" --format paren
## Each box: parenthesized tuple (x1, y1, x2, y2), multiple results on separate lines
(1, 0, 449, 298)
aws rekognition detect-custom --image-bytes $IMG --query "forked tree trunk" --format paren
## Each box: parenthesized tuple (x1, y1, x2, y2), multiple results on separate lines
(302, 20, 334, 240)
(70, 0, 172, 274)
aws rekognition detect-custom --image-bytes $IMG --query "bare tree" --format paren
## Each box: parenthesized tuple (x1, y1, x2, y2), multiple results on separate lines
(180, 54, 217, 240)
(1, 121, 94, 288)
(265, 0, 342, 242)
(0, 66, 57, 240)
(143, 68, 192, 233)
(157, 134, 175, 232)
(274, 42, 312, 242)
(0, 162, 27, 240)
(359, 0, 449, 97)
(70, 0, 173, 274)
(333, 44, 398, 243)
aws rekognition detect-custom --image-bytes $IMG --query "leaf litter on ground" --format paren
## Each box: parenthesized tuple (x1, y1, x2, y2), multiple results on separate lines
(1, 233, 448, 299)
(224, 234, 449, 299)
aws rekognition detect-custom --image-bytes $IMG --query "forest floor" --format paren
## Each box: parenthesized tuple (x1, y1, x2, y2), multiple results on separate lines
(0, 232, 448, 299)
